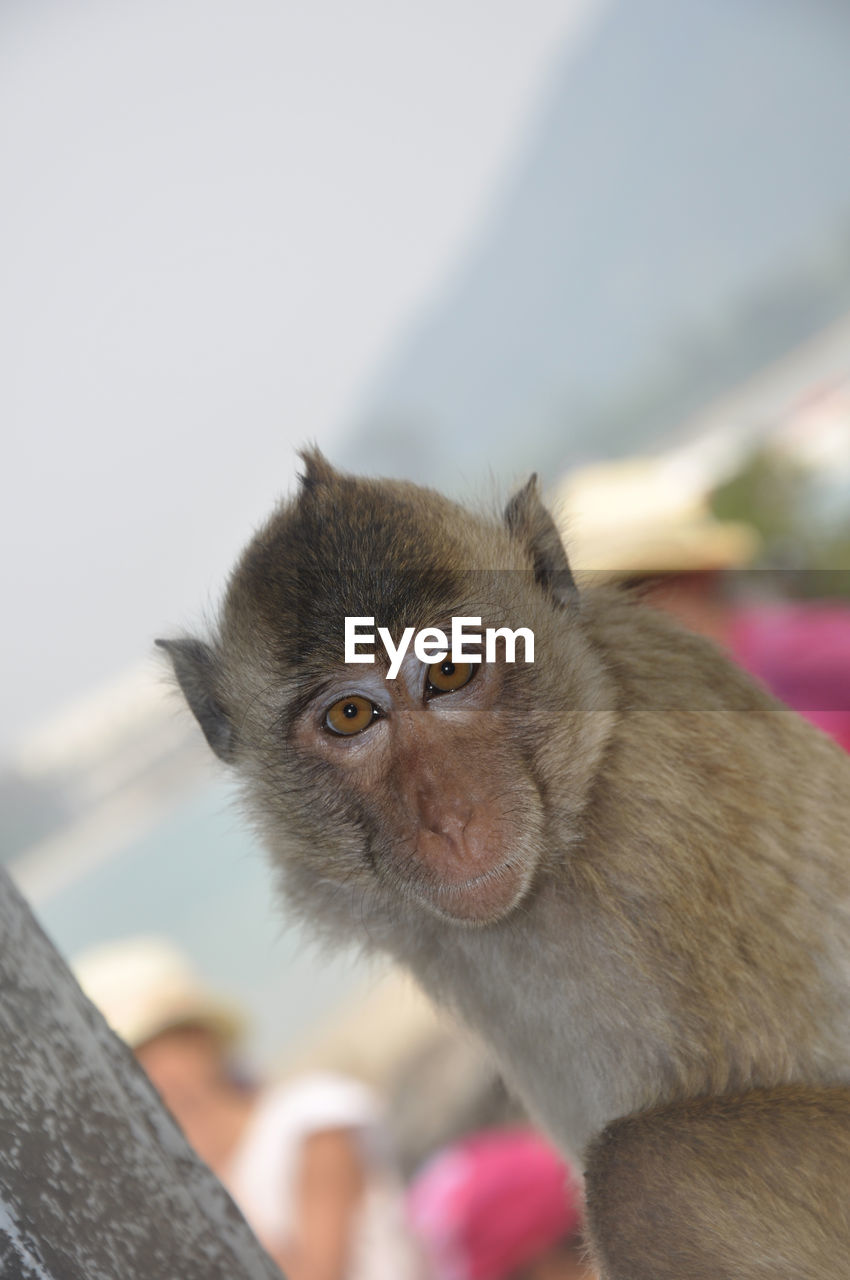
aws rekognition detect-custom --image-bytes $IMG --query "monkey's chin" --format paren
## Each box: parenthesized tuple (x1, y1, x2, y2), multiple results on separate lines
(410, 857, 533, 927)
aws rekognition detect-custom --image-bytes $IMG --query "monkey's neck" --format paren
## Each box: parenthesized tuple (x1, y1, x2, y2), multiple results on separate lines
(388, 714, 850, 1164)
(389, 877, 677, 1158)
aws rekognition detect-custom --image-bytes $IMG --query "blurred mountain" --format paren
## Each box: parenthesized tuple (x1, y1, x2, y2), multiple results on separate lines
(340, 0, 850, 491)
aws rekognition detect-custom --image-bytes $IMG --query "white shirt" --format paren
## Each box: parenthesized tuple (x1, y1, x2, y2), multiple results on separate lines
(224, 1072, 424, 1280)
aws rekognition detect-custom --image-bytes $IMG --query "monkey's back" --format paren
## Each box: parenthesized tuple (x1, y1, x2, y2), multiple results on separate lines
(404, 592, 850, 1158)
(578, 592, 850, 1105)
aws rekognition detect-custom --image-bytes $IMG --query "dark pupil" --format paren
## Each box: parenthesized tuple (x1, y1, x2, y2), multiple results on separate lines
(343, 702, 359, 718)
(441, 662, 455, 677)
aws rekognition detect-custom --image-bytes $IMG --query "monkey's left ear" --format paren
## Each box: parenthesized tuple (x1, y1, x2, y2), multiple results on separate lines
(504, 475, 577, 604)
(155, 636, 237, 763)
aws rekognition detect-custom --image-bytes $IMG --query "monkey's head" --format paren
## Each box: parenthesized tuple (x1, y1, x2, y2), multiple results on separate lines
(159, 451, 614, 936)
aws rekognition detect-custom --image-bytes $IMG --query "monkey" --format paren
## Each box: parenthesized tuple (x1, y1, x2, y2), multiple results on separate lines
(159, 449, 850, 1279)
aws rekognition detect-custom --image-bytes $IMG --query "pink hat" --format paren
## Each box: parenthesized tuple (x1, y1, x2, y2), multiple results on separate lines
(731, 604, 850, 754)
(407, 1128, 583, 1280)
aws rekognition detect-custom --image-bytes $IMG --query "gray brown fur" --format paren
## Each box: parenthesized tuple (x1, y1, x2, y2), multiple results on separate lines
(160, 451, 850, 1278)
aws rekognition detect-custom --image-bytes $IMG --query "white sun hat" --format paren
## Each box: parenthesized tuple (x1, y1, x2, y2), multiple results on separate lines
(553, 451, 760, 578)
(73, 935, 245, 1050)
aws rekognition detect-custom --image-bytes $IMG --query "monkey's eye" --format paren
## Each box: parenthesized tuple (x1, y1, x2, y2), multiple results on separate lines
(325, 695, 379, 736)
(426, 659, 476, 695)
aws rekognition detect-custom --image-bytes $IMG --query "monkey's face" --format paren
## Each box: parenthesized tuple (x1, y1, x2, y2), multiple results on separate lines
(160, 451, 615, 934)
(286, 636, 547, 925)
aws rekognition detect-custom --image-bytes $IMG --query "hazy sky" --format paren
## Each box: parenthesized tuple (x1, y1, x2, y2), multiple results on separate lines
(1, 0, 601, 754)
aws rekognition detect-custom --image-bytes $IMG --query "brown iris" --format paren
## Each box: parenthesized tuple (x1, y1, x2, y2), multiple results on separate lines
(427, 658, 475, 694)
(325, 695, 377, 736)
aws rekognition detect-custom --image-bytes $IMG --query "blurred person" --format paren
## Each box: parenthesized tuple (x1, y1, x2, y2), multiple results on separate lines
(557, 453, 850, 752)
(555, 453, 761, 584)
(647, 576, 850, 752)
(75, 936, 424, 1280)
(408, 1128, 594, 1280)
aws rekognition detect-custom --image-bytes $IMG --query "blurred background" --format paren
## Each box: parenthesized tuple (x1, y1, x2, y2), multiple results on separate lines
(3, 0, 850, 1238)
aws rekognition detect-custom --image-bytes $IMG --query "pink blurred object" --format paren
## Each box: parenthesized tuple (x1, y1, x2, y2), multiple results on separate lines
(407, 1127, 583, 1280)
(731, 604, 850, 753)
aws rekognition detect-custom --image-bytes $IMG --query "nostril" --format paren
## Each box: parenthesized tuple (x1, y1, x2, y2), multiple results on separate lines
(415, 788, 472, 840)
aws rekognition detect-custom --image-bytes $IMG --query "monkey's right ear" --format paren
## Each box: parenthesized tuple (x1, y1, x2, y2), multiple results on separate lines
(155, 637, 236, 763)
(504, 475, 578, 605)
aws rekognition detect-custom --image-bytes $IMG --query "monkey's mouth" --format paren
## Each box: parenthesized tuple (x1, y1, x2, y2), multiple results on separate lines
(418, 860, 532, 925)
(404, 827, 535, 926)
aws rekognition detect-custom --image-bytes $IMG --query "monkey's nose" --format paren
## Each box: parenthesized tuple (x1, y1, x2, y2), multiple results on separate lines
(415, 790, 471, 841)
